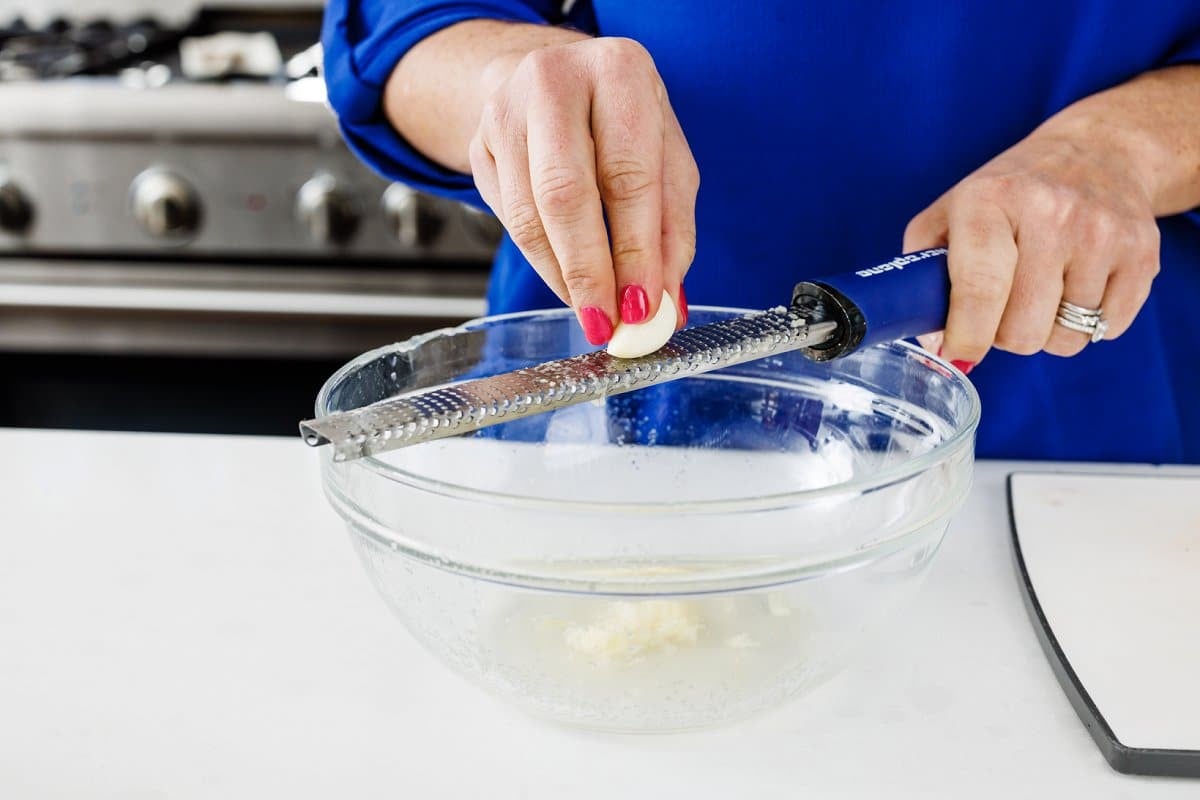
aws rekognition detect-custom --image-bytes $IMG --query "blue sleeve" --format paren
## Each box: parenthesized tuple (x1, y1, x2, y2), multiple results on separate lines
(322, 0, 582, 207)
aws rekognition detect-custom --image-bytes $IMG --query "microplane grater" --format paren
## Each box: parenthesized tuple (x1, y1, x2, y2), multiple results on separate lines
(301, 309, 839, 461)
(300, 247, 954, 462)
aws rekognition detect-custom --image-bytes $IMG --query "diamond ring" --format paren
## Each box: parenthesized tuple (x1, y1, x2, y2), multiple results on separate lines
(1055, 301, 1108, 344)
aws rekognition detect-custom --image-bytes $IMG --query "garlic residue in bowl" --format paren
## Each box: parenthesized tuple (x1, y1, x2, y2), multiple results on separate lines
(564, 599, 702, 665)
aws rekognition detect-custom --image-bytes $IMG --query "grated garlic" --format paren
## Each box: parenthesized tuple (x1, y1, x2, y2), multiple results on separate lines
(564, 599, 702, 665)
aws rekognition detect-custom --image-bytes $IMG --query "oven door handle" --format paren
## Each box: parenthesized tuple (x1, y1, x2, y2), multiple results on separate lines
(0, 283, 488, 320)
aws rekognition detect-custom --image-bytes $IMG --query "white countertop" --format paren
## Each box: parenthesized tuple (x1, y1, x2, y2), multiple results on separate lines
(1, 428, 1196, 798)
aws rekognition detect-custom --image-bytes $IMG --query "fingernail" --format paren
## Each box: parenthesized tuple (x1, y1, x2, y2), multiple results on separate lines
(619, 284, 649, 324)
(678, 283, 689, 326)
(579, 306, 613, 346)
(936, 346, 943, 357)
(950, 359, 976, 375)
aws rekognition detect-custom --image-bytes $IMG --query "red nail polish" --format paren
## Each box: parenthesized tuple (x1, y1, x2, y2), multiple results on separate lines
(950, 359, 976, 375)
(579, 306, 613, 345)
(936, 346, 943, 357)
(619, 285, 649, 324)
(678, 284, 689, 326)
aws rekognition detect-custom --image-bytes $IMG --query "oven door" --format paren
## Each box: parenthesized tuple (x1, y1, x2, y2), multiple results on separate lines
(0, 257, 491, 434)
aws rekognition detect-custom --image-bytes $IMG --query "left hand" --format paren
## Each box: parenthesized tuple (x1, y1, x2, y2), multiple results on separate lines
(903, 121, 1161, 369)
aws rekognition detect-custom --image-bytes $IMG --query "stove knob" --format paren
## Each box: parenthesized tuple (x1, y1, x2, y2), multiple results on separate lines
(382, 183, 445, 248)
(296, 174, 360, 246)
(131, 169, 202, 239)
(0, 176, 33, 234)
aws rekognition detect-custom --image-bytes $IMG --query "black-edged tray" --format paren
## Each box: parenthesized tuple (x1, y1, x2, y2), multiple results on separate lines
(1009, 471, 1200, 778)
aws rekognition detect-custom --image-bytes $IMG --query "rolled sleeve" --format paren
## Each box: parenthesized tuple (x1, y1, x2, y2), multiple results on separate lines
(321, 1, 558, 205)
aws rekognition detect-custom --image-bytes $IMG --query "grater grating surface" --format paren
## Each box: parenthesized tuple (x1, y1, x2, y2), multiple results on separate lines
(300, 309, 839, 462)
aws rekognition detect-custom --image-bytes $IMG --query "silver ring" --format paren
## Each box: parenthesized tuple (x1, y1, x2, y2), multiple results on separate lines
(1058, 300, 1102, 319)
(1055, 300, 1108, 343)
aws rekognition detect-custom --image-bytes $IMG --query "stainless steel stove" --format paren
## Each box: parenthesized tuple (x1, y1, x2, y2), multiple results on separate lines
(0, 79, 498, 261)
(0, 3, 498, 434)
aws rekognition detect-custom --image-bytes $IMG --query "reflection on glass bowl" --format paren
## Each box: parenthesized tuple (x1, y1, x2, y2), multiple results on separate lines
(314, 307, 980, 732)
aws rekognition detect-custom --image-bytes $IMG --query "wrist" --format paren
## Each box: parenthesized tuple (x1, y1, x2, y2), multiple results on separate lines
(1039, 65, 1200, 216)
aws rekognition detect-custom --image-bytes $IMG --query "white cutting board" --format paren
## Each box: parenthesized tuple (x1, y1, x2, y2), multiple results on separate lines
(1010, 472, 1200, 773)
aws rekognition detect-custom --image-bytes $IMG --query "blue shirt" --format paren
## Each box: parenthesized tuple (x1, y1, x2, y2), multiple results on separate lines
(323, 1, 1200, 463)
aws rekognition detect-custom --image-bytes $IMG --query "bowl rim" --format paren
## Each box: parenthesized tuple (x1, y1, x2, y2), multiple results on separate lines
(314, 306, 982, 515)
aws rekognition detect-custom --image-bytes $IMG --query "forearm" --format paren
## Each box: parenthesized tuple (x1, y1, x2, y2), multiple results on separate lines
(1040, 64, 1200, 216)
(384, 19, 589, 173)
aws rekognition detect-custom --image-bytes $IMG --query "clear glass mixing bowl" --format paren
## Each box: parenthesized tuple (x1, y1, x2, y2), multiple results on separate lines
(315, 307, 980, 733)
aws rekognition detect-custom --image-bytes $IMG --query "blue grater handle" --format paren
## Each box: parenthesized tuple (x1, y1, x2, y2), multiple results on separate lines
(791, 247, 950, 361)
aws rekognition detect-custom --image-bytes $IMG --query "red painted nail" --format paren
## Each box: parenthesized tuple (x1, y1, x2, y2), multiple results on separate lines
(579, 306, 613, 345)
(619, 284, 649, 324)
(936, 346, 943, 357)
(950, 359, 976, 375)
(678, 284, 689, 326)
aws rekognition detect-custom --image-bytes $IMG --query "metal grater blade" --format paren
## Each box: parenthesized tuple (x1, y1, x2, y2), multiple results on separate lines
(300, 309, 840, 462)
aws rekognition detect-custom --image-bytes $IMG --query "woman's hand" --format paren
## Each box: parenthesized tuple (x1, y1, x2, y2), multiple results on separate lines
(468, 37, 698, 344)
(904, 122, 1162, 370)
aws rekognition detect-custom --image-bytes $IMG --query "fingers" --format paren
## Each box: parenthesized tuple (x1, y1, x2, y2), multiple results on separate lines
(902, 199, 948, 254)
(1097, 222, 1160, 339)
(992, 225, 1066, 356)
(940, 199, 1019, 364)
(903, 200, 950, 355)
(1099, 261, 1156, 339)
(472, 91, 574, 307)
(472, 38, 699, 344)
(903, 124, 1165, 366)
(468, 134, 501, 218)
(523, 52, 618, 341)
(1041, 255, 1106, 357)
(1042, 215, 1159, 356)
(660, 109, 699, 328)
(916, 331, 943, 354)
(590, 41, 666, 324)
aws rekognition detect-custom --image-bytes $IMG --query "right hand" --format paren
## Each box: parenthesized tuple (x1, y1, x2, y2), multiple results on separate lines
(468, 37, 700, 344)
